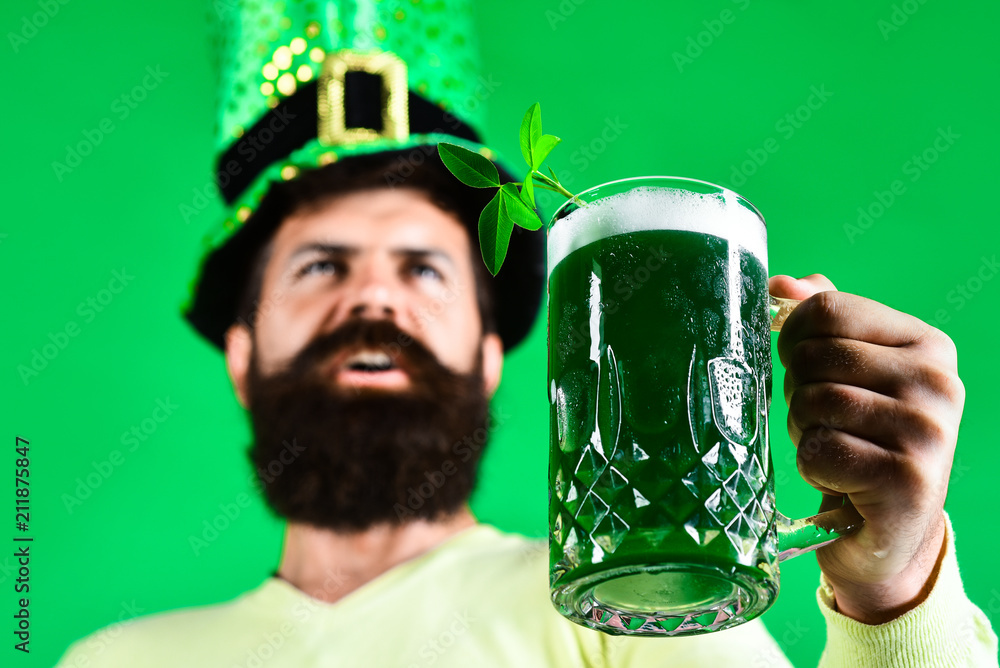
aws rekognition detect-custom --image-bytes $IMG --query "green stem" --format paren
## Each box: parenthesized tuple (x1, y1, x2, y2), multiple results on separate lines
(529, 182, 565, 195)
(531, 170, 579, 202)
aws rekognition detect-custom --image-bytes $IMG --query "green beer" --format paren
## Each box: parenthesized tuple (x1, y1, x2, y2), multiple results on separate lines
(547, 179, 777, 635)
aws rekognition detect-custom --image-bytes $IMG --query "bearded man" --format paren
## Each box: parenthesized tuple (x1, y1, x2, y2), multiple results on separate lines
(55, 0, 997, 664)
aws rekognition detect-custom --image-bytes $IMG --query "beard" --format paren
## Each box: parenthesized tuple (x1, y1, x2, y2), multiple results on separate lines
(243, 318, 491, 532)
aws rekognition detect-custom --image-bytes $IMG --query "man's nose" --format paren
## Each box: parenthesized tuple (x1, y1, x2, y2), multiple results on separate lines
(339, 258, 403, 321)
(349, 283, 395, 318)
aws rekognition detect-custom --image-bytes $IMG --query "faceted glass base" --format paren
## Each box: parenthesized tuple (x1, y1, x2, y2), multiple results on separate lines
(552, 562, 778, 636)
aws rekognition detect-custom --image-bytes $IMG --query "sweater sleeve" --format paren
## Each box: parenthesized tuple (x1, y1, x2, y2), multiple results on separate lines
(817, 512, 998, 668)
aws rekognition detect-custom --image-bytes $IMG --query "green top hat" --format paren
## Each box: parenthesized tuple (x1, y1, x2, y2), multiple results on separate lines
(182, 0, 544, 352)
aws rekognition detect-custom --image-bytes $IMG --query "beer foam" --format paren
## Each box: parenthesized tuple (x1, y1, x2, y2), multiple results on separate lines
(547, 186, 767, 276)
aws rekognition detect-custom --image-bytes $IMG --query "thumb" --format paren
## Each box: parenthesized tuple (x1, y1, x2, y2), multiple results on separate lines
(769, 273, 838, 300)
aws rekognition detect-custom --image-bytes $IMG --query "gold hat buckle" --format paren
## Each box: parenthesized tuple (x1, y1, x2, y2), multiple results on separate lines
(317, 49, 409, 146)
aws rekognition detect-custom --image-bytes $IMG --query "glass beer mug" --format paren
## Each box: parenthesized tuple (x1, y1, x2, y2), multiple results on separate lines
(547, 177, 864, 636)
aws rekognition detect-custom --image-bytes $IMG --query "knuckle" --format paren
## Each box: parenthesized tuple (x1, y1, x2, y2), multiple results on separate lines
(920, 326, 959, 363)
(823, 382, 864, 415)
(795, 426, 835, 466)
(786, 386, 810, 429)
(911, 363, 965, 405)
(951, 374, 967, 406)
(805, 291, 841, 325)
(936, 368, 965, 406)
(921, 411, 954, 446)
(789, 383, 863, 433)
(796, 429, 912, 493)
(788, 384, 825, 431)
(898, 405, 957, 449)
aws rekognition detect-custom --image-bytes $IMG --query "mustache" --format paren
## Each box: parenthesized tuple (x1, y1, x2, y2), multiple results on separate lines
(277, 318, 447, 384)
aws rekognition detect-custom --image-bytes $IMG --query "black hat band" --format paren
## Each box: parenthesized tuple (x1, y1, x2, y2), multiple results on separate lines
(216, 72, 482, 205)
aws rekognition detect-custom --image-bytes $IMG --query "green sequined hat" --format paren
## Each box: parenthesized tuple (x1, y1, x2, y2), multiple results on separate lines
(182, 0, 544, 352)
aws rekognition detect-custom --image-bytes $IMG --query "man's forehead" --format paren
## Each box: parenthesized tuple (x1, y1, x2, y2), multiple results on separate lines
(271, 188, 471, 255)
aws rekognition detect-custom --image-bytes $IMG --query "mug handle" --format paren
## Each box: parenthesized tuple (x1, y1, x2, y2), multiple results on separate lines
(768, 296, 866, 562)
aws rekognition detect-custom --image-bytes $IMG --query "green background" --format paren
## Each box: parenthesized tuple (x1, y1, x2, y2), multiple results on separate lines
(2, 0, 998, 666)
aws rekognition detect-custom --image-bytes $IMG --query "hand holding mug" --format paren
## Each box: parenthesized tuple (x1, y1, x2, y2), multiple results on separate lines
(772, 274, 964, 625)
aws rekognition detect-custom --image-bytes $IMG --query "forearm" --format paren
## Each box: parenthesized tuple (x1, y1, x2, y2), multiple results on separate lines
(817, 512, 998, 668)
(830, 511, 947, 625)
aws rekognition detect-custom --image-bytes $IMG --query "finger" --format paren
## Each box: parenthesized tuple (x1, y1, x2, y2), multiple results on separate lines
(769, 273, 838, 300)
(782, 337, 964, 408)
(794, 426, 901, 499)
(786, 382, 957, 454)
(795, 427, 941, 547)
(778, 291, 932, 359)
(782, 337, 907, 402)
(817, 491, 849, 515)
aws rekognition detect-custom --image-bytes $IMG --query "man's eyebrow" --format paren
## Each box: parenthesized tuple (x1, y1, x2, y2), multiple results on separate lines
(390, 247, 456, 269)
(285, 243, 356, 268)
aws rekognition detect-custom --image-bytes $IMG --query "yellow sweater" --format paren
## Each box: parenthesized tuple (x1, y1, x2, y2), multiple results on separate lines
(56, 514, 997, 667)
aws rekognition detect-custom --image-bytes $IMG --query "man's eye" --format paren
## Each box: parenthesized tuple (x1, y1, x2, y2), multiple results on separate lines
(297, 259, 340, 277)
(410, 263, 442, 280)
